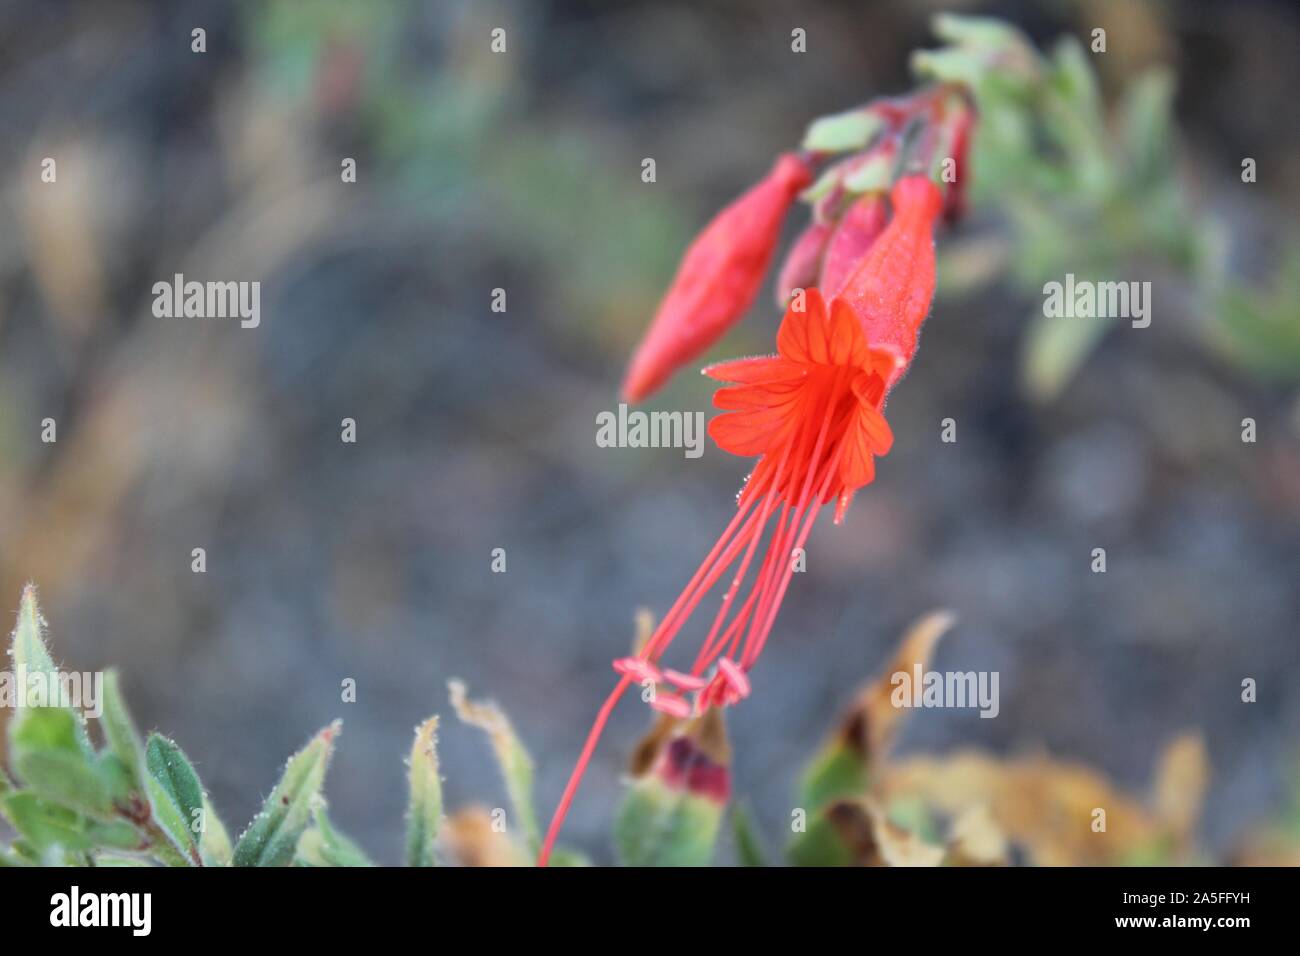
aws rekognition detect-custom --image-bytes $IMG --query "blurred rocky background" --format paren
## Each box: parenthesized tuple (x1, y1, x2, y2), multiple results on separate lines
(0, 0, 1297, 863)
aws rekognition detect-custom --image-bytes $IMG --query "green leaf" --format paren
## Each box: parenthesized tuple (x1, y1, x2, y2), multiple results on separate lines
(200, 797, 233, 866)
(232, 722, 340, 867)
(802, 109, 884, 153)
(404, 716, 443, 867)
(799, 746, 870, 816)
(932, 13, 1029, 50)
(911, 47, 988, 88)
(142, 775, 195, 865)
(544, 849, 591, 867)
(8, 585, 92, 754)
(730, 803, 768, 867)
(1118, 68, 1176, 185)
(1, 792, 140, 854)
(9, 584, 56, 683)
(100, 671, 146, 788)
(295, 805, 373, 867)
(842, 150, 896, 194)
(787, 812, 855, 867)
(145, 735, 205, 846)
(449, 681, 539, 854)
(1021, 308, 1111, 402)
(8, 707, 111, 816)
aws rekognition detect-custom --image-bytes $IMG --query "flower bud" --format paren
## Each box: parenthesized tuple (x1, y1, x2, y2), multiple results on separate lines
(818, 193, 889, 296)
(622, 153, 815, 402)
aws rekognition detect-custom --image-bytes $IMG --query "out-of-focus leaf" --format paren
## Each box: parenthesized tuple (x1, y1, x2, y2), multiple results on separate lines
(449, 680, 539, 854)
(442, 806, 531, 867)
(799, 610, 954, 811)
(1211, 247, 1300, 380)
(730, 803, 767, 867)
(232, 722, 339, 867)
(843, 150, 895, 194)
(1021, 309, 1111, 403)
(794, 798, 943, 867)
(1119, 68, 1176, 185)
(0, 792, 139, 854)
(614, 710, 729, 867)
(1152, 733, 1208, 847)
(8, 707, 110, 817)
(944, 804, 1009, 866)
(932, 13, 1030, 50)
(92, 854, 152, 866)
(911, 47, 988, 88)
(295, 804, 373, 867)
(881, 750, 1166, 865)
(404, 716, 442, 867)
(802, 109, 883, 153)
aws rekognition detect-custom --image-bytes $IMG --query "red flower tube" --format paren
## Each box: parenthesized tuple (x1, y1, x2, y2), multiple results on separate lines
(836, 174, 944, 388)
(621, 153, 815, 403)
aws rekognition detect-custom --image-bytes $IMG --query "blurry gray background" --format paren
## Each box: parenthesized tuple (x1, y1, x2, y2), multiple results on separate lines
(0, 0, 1297, 863)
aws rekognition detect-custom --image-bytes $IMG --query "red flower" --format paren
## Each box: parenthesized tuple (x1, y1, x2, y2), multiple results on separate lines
(538, 174, 946, 868)
(621, 153, 815, 403)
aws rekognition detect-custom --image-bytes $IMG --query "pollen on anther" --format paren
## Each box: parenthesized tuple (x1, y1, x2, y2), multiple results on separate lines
(716, 658, 751, 699)
(613, 656, 663, 684)
(663, 669, 708, 691)
(649, 694, 692, 719)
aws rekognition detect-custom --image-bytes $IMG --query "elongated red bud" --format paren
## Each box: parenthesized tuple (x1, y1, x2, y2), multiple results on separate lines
(621, 153, 815, 403)
(774, 219, 834, 306)
(818, 193, 889, 297)
(836, 175, 944, 386)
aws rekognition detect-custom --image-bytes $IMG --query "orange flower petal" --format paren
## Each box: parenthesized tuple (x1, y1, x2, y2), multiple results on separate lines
(776, 288, 830, 365)
(703, 355, 806, 384)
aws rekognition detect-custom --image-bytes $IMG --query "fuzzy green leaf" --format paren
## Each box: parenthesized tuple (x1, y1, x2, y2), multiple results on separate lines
(449, 681, 539, 854)
(9, 707, 111, 816)
(232, 722, 339, 867)
(200, 797, 233, 866)
(145, 734, 205, 848)
(404, 716, 443, 867)
(1, 792, 140, 854)
(730, 803, 768, 867)
(8, 585, 92, 754)
(295, 805, 373, 867)
(100, 671, 146, 788)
